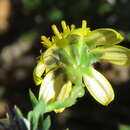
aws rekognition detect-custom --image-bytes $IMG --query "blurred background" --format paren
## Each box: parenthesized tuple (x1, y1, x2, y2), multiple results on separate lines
(0, 0, 130, 130)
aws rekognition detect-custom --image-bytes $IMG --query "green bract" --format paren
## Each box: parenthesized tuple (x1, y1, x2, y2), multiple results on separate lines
(33, 20, 129, 113)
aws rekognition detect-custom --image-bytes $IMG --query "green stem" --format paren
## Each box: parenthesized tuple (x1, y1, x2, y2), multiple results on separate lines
(45, 85, 84, 113)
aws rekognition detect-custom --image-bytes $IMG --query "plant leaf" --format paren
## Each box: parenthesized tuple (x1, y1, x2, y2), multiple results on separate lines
(29, 89, 38, 107)
(119, 124, 130, 130)
(43, 116, 51, 130)
(14, 106, 24, 119)
(28, 99, 46, 130)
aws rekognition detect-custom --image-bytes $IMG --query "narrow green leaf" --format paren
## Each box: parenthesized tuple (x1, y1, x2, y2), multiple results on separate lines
(14, 106, 24, 119)
(28, 99, 46, 130)
(43, 116, 51, 130)
(29, 89, 38, 107)
(27, 111, 33, 123)
(27, 111, 33, 129)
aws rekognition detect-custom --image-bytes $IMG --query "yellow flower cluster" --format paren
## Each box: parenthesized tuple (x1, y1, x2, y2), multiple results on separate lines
(33, 20, 130, 113)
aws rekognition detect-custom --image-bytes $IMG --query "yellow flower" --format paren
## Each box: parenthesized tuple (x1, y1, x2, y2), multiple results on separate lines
(34, 20, 130, 112)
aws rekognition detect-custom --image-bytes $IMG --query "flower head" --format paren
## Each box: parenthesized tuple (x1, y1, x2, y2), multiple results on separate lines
(33, 20, 130, 112)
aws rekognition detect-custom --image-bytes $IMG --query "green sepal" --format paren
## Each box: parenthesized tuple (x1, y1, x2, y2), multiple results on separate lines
(84, 39, 96, 49)
(88, 50, 103, 64)
(59, 48, 74, 65)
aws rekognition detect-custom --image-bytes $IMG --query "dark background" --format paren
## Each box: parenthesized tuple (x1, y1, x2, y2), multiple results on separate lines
(0, 0, 130, 130)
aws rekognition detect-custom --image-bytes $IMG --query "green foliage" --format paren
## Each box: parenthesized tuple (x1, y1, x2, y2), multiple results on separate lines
(29, 89, 38, 107)
(20, 31, 38, 42)
(43, 116, 51, 130)
(98, 3, 113, 15)
(48, 8, 63, 22)
(0, 87, 5, 98)
(119, 124, 130, 130)
(14, 99, 51, 130)
(14, 106, 24, 119)
(126, 33, 130, 42)
(28, 98, 50, 130)
(12, 99, 51, 130)
(45, 85, 84, 113)
(28, 91, 51, 130)
(21, 0, 42, 9)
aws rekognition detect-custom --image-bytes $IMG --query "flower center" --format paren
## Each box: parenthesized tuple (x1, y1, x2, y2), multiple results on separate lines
(58, 41, 93, 84)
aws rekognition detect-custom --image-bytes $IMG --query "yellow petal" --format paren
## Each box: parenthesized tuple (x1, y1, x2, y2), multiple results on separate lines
(71, 24, 75, 31)
(54, 81, 72, 113)
(86, 28, 124, 46)
(82, 20, 87, 29)
(43, 45, 60, 69)
(99, 45, 130, 65)
(83, 68, 114, 106)
(51, 24, 62, 39)
(41, 35, 53, 48)
(61, 20, 67, 32)
(39, 71, 55, 103)
(57, 81, 72, 100)
(33, 61, 45, 86)
(39, 69, 65, 104)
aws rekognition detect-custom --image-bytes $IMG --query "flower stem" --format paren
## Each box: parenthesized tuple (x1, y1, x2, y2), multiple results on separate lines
(45, 84, 84, 113)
